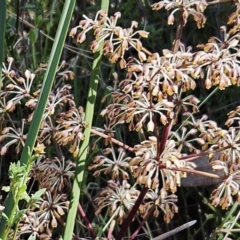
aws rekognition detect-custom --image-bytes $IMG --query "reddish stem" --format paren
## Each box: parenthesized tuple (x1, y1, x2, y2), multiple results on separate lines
(116, 9, 186, 240)
(107, 219, 116, 239)
(171, 166, 221, 179)
(157, 8, 184, 158)
(72, 234, 81, 240)
(91, 128, 134, 152)
(130, 205, 155, 240)
(157, 121, 173, 159)
(172, 9, 184, 54)
(115, 187, 148, 240)
(77, 204, 97, 239)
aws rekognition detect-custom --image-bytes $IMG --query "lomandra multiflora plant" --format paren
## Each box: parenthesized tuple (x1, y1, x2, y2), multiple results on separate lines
(69, 1, 240, 239)
(2, 0, 240, 239)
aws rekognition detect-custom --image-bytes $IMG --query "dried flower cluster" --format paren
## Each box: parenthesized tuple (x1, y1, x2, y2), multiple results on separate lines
(0, 58, 80, 238)
(3, 0, 240, 239)
(0, 58, 86, 157)
(152, 0, 207, 28)
(69, 2, 240, 237)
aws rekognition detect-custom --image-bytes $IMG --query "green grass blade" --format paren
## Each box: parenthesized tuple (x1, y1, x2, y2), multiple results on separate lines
(0, 0, 6, 86)
(63, 1, 109, 239)
(0, 0, 76, 237)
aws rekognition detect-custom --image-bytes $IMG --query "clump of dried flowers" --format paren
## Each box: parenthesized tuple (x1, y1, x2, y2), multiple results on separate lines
(0, 58, 79, 238)
(3, 0, 240, 239)
(69, 1, 240, 238)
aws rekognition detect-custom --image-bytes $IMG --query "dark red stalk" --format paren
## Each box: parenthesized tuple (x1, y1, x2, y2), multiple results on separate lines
(129, 205, 155, 239)
(77, 204, 97, 239)
(157, 121, 173, 159)
(116, 10, 185, 240)
(115, 187, 148, 240)
(72, 234, 81, 240)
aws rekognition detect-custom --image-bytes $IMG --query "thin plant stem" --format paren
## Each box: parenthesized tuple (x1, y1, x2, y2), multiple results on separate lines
(172, 87, 219, 140)
(172, 9, 184, 54)
(158, 9, 184, 158)
(31, 41, 37, 70)
(63, 1, 109, 239)
(116, 187, 148, 240)
(6, 9, 96, 61)
(130, 205, 155, 240)
(91, 128, 134, 152)
(78, 204, 97, 239)
(221, 202, 239, 226)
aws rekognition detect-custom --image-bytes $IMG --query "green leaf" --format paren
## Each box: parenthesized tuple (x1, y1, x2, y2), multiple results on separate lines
(19, 190, 30, 202)
(36, 15, 43, 26)
(13, 209, 26, 223)
(29, 29, 38, 44)
(31, 188, 46, 200)
(18, 186, 27, 196)
(1, 212, 8, 221)
(23, 4, 38, 10)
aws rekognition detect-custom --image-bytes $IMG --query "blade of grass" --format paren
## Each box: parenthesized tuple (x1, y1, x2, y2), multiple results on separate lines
(209, 202, 239, 240)
(72, 56, 81, 107)
(63, 1, 109, 239)
(0, 0, 6, 86)
(0, 0, 75, 237)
